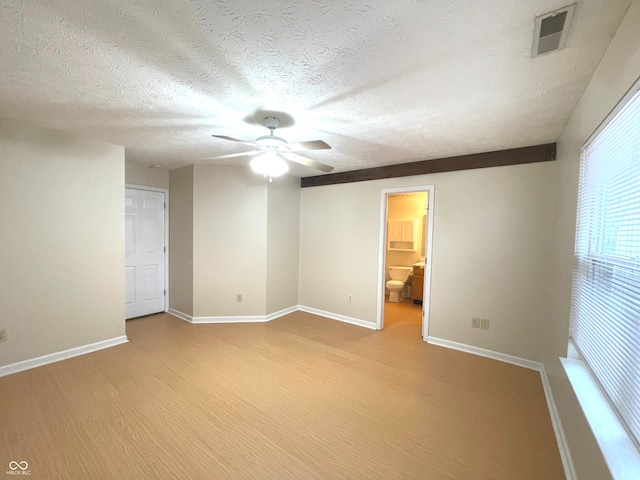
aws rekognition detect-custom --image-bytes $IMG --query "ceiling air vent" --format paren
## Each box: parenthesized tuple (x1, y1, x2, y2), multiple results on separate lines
(532, 3, 576, 57)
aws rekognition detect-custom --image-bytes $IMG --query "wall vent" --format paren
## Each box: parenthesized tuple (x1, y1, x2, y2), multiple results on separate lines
(532, 3, 576, 57)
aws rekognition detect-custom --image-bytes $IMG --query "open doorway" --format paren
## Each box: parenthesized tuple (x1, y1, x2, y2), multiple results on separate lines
(376, 185, 435, 340)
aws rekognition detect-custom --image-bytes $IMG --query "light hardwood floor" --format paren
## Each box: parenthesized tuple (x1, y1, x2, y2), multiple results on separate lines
(384, 296, 423, 328)
(0, 310, 564, 479)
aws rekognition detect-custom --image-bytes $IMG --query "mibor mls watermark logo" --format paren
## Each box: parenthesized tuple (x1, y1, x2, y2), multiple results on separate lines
(6, 461, 30, 476)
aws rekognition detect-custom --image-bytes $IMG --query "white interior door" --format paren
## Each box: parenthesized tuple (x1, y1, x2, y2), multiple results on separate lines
(125, 188, 166, 319)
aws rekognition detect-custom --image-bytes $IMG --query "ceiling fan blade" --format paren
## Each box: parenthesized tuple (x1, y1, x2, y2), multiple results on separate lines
(281, 152, 334, 173)
(286, 139, 331, 151)
(212, 135, 257, 147)
(201, 150, 263, 160)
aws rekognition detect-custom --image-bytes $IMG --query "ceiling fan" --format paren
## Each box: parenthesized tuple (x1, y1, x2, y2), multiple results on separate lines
(204, 116, 334, 179)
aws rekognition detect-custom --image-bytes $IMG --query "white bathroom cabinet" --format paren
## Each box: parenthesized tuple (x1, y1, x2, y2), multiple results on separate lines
(388, 219, 416, 251)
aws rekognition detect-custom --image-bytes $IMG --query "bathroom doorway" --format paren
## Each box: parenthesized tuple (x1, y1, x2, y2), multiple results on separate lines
(376, 185, 435, 340)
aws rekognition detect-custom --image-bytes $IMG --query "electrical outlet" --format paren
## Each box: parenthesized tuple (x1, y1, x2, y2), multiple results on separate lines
(0, 328, 7, 342)
(471, 317, 480, 328)
(348, 294, 352, 303)
(236, 294, 243, 303)
(481, 318, 490, 330)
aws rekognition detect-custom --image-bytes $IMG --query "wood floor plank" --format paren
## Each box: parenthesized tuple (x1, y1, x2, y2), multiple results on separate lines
(0, 303, 564, 479)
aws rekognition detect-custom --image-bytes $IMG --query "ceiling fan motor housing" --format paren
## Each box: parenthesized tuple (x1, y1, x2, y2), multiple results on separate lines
(256, 116, 287, 147)
(263, 116, 280, 129)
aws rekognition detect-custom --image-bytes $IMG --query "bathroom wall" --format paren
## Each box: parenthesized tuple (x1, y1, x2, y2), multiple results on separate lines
(385, 192, 427, 281)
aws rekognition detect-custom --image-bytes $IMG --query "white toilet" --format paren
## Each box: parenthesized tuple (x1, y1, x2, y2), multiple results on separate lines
(386, 266, 413, 302)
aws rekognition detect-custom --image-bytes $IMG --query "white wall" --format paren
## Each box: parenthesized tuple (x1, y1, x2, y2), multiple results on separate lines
(300, 181, 382, 323)
(300, 161, 556, 362)
(544, 2, 640, 479)
(169, 165, 300, 318)
(169, 165, 194, 316)
(266, 175, 301, 314)
(0, 117, 125, 367)
(125, 163, 169, 189)
(192, 165, 268, 317)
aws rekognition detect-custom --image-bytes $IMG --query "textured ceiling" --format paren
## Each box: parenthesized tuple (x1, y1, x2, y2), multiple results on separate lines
(0, 0, 632, 176)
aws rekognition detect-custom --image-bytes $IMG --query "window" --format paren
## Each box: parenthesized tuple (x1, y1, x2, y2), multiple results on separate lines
(568, 82, 640, 468)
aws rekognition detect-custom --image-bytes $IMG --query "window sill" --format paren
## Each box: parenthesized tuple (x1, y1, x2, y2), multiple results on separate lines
(561, 356, 640, 479)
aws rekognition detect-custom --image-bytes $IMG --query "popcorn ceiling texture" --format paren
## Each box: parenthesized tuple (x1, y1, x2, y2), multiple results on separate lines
(0, 0, 631, 175)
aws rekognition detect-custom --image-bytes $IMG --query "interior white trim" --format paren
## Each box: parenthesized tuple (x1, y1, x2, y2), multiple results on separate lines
(561, 357, 640, 480)
(171, 306, 375, 330)
(540, 366, 577, 480)
(191, 315, 270, 324)
(167, 306, 297, 324)
(0, 336, 129, 378)
(298, 305, 377, 330)
(376, 184, 435, 340)
(125, 183, 170, 313)
(124, 184, 168, 193)
(168, 308, 194, 322)
(266, 305, 299, 321)
(426, 336, 543, 371)
(422, 187, 435, 340)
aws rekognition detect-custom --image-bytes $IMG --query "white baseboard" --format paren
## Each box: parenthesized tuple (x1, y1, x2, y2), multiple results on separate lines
(540, 367, 576, 480)
(426, 336, 543, 371)
(168, 305, 375, 330)
(168, 308, 193, 323)
(169, 305, 376, 330)
(266, 305, 298, 321)
(0, 335, 129, 378)
(298, 305, 377, 330)
(168, 306, 298, 324)
(191, 315, 269, 324)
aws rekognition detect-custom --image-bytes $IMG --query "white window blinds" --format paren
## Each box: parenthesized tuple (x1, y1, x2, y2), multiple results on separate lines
(570, 87, 640, 449)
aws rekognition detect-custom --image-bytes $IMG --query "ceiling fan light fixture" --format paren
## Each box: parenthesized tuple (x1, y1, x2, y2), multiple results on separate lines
(249, 149, 289, 179)
(208, 116, 333, 174)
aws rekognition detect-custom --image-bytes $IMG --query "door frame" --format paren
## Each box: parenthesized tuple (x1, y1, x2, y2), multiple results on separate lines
(125, 184, 169, 314)
(376, 184, 435, 340)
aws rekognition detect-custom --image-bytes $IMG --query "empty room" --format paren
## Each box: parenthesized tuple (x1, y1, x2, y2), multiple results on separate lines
(1, 1, 639, 479)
